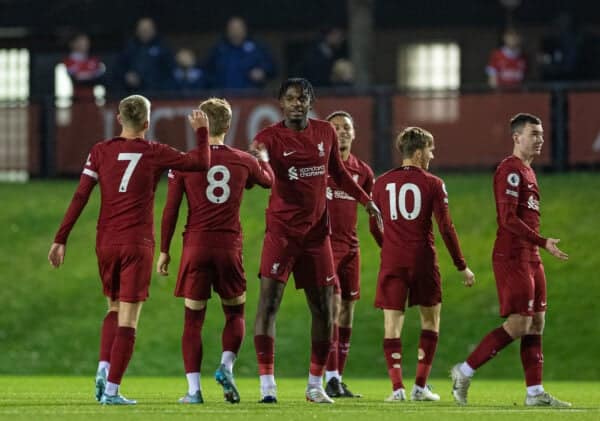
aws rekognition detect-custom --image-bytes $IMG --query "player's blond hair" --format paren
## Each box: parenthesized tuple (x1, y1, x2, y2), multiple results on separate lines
(199, 98, 232, 137)
(396, 126, 434, 157)
(118, 95, 150, 131)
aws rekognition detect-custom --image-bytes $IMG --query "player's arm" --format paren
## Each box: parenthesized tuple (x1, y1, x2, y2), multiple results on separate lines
(368, 187, 384, 247)
(247, 145, 274, 189)
(495, 169, 547, 247)
(432, 181, 467, 270)
(49, 150, 99, 268)
(157, 170, 185, 276)
(328, 132, 383, 230)
(156, 110, 211, 172)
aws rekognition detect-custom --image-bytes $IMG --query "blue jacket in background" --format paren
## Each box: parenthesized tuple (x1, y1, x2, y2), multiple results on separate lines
(117, 36, 176, 92)
(203, 38, 276, 89)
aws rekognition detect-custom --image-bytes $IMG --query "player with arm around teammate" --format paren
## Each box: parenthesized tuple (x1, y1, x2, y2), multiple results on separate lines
(322, 111, 374, 398)
(157, 97, 273, 404)
(48, 95, 210, 405)
(250, 78, 382, 404)
(451, 113, 571, 407)
(370, 127, 475, 402)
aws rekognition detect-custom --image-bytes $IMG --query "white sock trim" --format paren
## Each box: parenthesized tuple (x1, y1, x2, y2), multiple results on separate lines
(221, 351, 236, 372)
(460, 362, 475, 377)
(186, 372, 201, 395)
(98, 361, 110, 372)
(105, 381, 119, 396)
(325, 370, 340, 382)
(527, 385, 544, 396)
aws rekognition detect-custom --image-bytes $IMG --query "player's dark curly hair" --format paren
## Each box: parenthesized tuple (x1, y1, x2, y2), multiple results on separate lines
(510, 113, 541, 134)
(278, 78, 316, 103)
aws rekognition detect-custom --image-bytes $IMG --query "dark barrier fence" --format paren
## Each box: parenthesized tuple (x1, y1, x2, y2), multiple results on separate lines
(1, 86, 599, 178)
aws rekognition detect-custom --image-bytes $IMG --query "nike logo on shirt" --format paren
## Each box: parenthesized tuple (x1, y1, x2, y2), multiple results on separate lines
(283, 151, 296, 156)
(326, 275, 335, 282)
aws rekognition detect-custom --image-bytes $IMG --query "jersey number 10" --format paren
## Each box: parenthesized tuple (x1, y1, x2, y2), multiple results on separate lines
(385, 182, 422, 220)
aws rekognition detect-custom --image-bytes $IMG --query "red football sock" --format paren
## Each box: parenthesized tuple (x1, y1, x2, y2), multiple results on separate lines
(466, 326, 514, 370)
(107, 326, 136, 385)
(383, 338, 404, 390)
(310, 340, 331, 376)
(338, 326, 352, 375)
(415, 330, 439, 387)
(182, 307, 206, 373)
(326, 324, 339, 372)
(254, 334, 275, 375)
(222, 303, 245, 355)
(99, 311, 118, 362)
(521, 334, 543, 386)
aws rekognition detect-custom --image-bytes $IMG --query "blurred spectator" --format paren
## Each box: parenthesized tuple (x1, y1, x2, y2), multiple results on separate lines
(298, 27, 347, 87)
(203, 16, 276, 90)
(538, 13, 585, 81)
(173, 48, 206, 92)
(63, 33, 105, 99)
(115, 17, 175, 92)
(486, 28, 527, 89)
(330, 58, 354, 87)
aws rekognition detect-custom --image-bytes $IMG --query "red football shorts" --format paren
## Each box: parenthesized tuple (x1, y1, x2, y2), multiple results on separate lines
(493, 258, 547, 317)
(259, 229, 336, 289)
(96, 244, 154, 303)
(175, 245, 246, 301)
(374, 250, 441, 311)
(332, 245, 360, 301)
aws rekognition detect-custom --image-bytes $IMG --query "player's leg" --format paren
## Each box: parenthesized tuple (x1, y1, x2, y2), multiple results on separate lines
(102, 300, 143, 405)
(304, 284, 335, 403)
(336, 250, 361, 397)
(216, 293, 246, 404)
(179, 298, 207, 404)
(324, 292, 342, 397)
(101, 245, 152, 405)
(452, 259, 532, 405)
(522, 263, 570, 407)
(95, 298, 119, 401)
(254, 276, 286, 402)
(411, 304, 440, 401)
(383, 309, 407, 402)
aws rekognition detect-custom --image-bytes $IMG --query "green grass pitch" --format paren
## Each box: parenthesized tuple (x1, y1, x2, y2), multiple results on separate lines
(0, 172, 599, 419)
(1, 377, 599, 420)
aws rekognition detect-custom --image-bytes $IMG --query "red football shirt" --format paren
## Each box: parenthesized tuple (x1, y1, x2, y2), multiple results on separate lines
(370, 166, 466, 270)
(493, 155, 546, 262)
(54, 128, 210, 247)
(252, 119, 370, 237)
(486, 47, 527, 88)
(327, 153, 374, 251)
(160, 144, 274, 252)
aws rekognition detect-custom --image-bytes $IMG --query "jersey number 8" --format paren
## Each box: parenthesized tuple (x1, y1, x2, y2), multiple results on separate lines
(206, 165, 231, 204)
(385, 182, 422, 220)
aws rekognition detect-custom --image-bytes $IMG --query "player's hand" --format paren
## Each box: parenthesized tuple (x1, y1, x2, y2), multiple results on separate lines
(188, 109, 209, 131)
(249, 143, 269, 162)
(366, 200, 383, 233)
(544, 238, 568, 260)
(48, 243, 65, 268)
(157, 252, 171, 276)
(460, 267, 475, 287)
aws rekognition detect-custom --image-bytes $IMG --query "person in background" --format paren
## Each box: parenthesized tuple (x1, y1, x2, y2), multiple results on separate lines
(203, 16, 276, 90)
(486, 28, 527, 89)
(63, 33, 106, 100)
(299, 27, 347, 88)
(173, 48, 207, 93)
(116, 17, 175, 92)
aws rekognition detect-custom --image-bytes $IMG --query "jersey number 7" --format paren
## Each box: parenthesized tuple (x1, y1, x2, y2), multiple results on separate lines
(118, 153, 142, 192)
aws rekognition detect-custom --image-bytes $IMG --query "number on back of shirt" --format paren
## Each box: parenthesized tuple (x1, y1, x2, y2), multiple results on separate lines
(385, 182, 421, 220)
(117, 153, 142, 192)
(206, 165, 231, 204)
